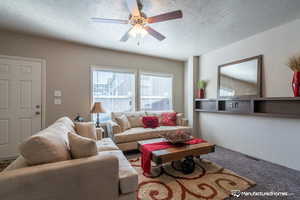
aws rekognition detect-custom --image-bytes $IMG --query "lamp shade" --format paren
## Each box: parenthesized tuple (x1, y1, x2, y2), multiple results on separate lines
(90, 102, 105, 113)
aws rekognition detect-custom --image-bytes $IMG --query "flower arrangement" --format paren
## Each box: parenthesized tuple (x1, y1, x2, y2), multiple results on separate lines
(287, 56, 300, 72)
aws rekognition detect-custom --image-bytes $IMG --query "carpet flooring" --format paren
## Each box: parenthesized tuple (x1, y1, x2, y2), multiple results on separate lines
(126, 146, 300, 200)
(129, 156, 255, 200)
(201, 146, 300, 200)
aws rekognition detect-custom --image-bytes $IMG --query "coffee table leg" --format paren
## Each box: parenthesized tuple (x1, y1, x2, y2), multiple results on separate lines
(171, 160, 182, 172)
(145, 165, 163, 178)
(181, 156, 195, 174)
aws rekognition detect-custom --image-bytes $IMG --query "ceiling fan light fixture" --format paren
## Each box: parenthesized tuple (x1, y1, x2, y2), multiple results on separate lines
(129, 24, 148, 38)
(91, 0, 183, 43)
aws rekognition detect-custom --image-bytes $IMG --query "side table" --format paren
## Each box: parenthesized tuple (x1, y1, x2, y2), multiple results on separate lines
(96, 127, 105, 140)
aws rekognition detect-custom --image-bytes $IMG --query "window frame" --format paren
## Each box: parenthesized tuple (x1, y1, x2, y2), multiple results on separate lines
(139, 71, 174, 112)
(90, 66, 138, 121)
(90, 66, 175, 121)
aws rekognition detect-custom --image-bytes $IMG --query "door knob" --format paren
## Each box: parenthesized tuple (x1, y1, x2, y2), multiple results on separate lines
(35, 111, 40, 115)
(36, 105, 40, 109)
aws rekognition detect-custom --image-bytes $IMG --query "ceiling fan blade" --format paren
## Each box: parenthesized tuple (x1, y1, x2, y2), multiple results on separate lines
(147, 10, 183, 24)
(126, 0, 141, 16)
(144, 26, 166, 41)
(120, 27, 134, 42)
(91, 18, 129, 24)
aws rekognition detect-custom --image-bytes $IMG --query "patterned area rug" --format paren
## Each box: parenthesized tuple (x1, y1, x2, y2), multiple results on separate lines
(129, 157, 255, 200)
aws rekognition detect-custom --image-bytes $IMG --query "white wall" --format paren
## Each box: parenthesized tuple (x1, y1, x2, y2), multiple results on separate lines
(0, 30, 185, 126)
(199, 19, 300, 170)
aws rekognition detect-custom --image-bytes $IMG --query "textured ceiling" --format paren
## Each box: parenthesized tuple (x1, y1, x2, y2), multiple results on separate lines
(1, 0, 300, 61)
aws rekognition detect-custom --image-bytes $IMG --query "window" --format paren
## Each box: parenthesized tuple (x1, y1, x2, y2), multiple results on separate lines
(92, 69, 135, 122)
(140, 73, 173, 111)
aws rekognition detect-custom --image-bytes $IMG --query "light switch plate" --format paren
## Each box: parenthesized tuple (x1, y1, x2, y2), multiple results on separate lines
(54, 98, 62, 105)
(54, 90, 62, 97)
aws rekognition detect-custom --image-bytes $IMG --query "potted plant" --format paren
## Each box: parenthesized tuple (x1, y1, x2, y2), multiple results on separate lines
(197, 80, 207, 99)
(288, 56, 300, 97)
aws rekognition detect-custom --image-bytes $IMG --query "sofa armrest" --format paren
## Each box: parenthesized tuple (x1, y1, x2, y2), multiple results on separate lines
(178, 118, 189, 126)
(107, 121, 122, 142)
(0, 154, 119, 200)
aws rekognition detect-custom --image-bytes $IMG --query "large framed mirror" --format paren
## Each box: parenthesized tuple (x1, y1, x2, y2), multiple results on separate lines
(217, 55, 262, 98)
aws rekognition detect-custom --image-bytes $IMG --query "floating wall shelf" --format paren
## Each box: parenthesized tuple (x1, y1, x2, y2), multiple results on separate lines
(195, 97, 300, 119)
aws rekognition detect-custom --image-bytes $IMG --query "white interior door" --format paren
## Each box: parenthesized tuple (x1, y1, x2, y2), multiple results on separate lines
(0, 57, 42, 159)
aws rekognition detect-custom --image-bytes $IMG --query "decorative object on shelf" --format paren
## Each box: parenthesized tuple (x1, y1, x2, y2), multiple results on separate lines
(90, 102, 106, 128)
(74, 113, 84, 122)
(161, 130, 193, 144)
(287, 56, 300, 97)
(197, 80, 207, 99)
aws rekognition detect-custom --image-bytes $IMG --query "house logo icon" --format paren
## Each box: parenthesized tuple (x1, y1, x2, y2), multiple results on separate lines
(231, 190, 241, 198)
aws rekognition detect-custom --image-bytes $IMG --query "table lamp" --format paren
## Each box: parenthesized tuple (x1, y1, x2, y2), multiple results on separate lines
(90, 102, 105, 128)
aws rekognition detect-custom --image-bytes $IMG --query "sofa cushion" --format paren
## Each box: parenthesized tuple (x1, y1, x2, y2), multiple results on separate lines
(126, 111, 146, 128)
(115, 115, 131, 132)
(18, 117, 73, 165)
(176, 113, 184, 125)
(98, 151, 138, 194)
(55, 117, 75, 132)
(161, 112, 177, 126)
(96, 138, 120, 151)
(142, 116, 159, 128)
(68, 132, 98, 159)
(114, 126, 192, 143)
(146, 110, 174, 125)
(19, 123, 71, 165)
(112, 111, 146, 122)
(75, 122, 97, 140)
(3, 156, 28, 172)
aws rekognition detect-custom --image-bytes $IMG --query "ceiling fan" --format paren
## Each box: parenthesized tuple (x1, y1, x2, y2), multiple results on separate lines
(91, 0, 183, 42)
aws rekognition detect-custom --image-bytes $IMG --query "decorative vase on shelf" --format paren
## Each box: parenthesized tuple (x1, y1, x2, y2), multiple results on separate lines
(197, 80, 207, 99)
(292, 71, 300, 97)
(197, 88, 205, 99)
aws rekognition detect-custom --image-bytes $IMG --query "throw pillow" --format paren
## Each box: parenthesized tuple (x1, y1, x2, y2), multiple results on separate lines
(161, 112, 177, 126)
(68, 132, 98, 159)
(146, 111, 163, 125)
(75, 122, 97, 140)
(115, 115, 131, 131)
(176, 113, 184, 125)
(19, 131, 71, 165)
(127, 115, 144, 127)
(142, 116, 159, 128)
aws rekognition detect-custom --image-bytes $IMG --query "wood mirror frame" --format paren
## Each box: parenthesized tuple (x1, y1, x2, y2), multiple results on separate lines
(217, 55, 263, 99)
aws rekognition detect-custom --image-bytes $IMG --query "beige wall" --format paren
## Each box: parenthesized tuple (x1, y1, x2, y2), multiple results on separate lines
(0, 30, 184, 126)
(199, 19, 300, 170)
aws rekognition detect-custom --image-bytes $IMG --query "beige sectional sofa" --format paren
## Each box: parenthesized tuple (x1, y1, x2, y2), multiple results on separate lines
(0, 117, 138, 200)
(108, 111, 192, 151)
